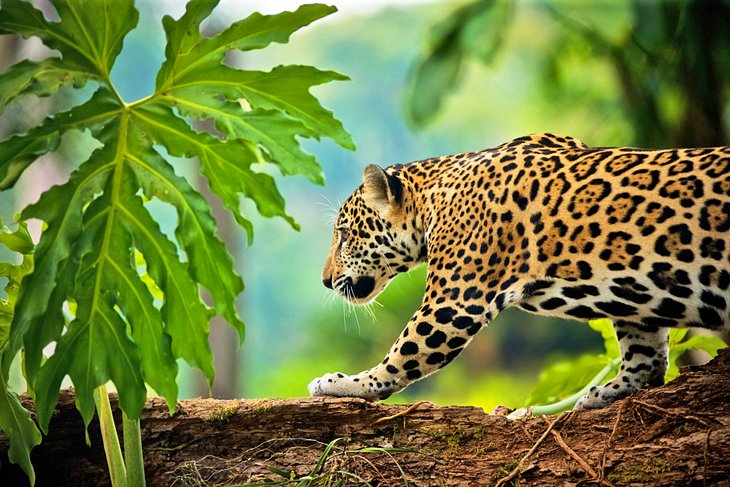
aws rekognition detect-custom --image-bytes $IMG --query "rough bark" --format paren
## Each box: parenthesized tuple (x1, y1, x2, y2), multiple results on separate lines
(1, 349, 729, 486)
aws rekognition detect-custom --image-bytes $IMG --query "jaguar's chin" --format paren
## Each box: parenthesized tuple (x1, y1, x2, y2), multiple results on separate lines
(339, 275, 377, 303)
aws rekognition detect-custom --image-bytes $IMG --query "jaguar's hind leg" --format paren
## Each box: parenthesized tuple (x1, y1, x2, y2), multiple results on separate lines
(575, 321, 669, 409)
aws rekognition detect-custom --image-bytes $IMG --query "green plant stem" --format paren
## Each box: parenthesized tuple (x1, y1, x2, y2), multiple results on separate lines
(123, 411, 146, 487)
(530, 357, 621, 416)
(94, 384, 126, 487)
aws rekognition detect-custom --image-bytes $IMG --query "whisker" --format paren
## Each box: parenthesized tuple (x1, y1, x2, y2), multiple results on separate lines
(351, 300, 361, 335)
(319, 194, 339, 213)
(362, 302, 377, 323)
(317, 196, 340, 227)
(381, 255, 397, 277)
(322, 289, 337, 310)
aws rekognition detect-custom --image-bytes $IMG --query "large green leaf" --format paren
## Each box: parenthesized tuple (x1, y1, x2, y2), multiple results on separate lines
(0, 223, 33, 350)
(168, 95, 324, 183)
(170, 64, 355, 150)
(0, 221, 40, 485)
(125, 121, 244, 339)
(0, 0, 352, 440)
(132, 103, 293, 239)
(0, 88, 121, 190)
(526, 322, 727, 409)
(587, 318, 619, 359)
(20, 116, 223, 429)
(156, 2, 348, 186)
(0, 0, 138, 80)
(0, 372, 41, 485)
(525, 353, 615, 406)
(156, 2, 337, 91)
(0, 58, 93, 116)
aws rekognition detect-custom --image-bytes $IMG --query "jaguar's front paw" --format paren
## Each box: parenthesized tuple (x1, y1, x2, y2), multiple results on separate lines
(308, 372, 380, 401)
(307, 372, 344, 397)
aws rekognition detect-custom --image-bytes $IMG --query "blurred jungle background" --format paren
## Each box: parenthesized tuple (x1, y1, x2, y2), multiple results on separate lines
(0, 0, 728, 411)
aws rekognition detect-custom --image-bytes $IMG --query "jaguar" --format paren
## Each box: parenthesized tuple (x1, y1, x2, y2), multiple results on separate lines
(308, 133, 730, 409)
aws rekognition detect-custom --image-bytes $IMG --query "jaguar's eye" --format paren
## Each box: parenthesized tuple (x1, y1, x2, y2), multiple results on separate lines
(337, 226, 350, 237)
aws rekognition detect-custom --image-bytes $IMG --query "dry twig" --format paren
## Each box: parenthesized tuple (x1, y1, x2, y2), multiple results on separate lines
(494, 412, 569, 487)
(599, 402, 624, 480)
(372, 401, 429, 425)
(631, 399, 711, 427)
(551, 429, 616, 487)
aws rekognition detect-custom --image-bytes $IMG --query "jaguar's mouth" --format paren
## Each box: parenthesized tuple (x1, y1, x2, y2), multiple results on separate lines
(337, 275, 376, 302)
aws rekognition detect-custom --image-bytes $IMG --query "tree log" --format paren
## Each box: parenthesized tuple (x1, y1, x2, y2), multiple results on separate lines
(1, 349, 729, 486)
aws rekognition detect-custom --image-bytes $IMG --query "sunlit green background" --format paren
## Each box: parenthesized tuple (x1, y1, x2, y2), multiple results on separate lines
(1, 0, 728, 411)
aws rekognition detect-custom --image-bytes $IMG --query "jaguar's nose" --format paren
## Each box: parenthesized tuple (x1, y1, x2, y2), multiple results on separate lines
(323, 276, 333, 289)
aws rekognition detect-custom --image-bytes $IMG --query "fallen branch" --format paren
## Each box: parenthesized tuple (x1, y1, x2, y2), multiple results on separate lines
(1, 349, 728, 486)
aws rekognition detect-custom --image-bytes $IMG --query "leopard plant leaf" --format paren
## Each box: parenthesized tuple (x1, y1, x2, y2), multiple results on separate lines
(0, 0, 351, 438)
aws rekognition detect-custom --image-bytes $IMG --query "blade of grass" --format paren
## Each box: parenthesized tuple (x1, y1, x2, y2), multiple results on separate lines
(310, 437, 343, 476)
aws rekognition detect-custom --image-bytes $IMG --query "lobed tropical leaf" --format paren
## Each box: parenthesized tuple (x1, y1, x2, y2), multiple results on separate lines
(132, 102, 293, 239)
(20, 117, 221, 429)
(0, 58, 93, 116)
(0, 0, 352, 453)
(156, 2, 346, 192)
(125, 120, 245, 338)
(0, 372, 41, 485)
(0, 219, 34, 256)
(171, 64, 355, 150)
(0, 0, 138, 82)
(168, 95, 324, 183)
(0, 221, 33, 351)
(0, 221, 40, 484)
(157, 2, 337, 91)
(0, 88, 121, 190)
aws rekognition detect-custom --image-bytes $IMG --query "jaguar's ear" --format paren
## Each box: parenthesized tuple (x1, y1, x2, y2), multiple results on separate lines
(362, 164, 403, 210)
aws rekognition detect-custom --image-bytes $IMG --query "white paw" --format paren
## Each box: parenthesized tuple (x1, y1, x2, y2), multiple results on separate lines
(308, 372, 381, 401)
(308, 372, 344, 397)
(575, 384, 634, 410)
(574, 393, 605, 410)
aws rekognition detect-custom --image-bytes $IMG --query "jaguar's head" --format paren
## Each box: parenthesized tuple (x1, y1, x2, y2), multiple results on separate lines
(322, 165, 423, 304)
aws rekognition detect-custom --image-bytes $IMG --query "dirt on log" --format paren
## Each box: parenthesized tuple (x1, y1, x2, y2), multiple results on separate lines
(1, 349, 729, 486)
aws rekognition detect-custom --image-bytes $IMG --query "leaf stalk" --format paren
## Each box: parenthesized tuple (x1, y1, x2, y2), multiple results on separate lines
(123, 411, 146, 487)
(528, 357, 621, 416)
(94, 384, 127, 487)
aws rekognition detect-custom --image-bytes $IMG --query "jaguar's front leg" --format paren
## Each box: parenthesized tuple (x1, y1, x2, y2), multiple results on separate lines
(309, 292, 486, 400)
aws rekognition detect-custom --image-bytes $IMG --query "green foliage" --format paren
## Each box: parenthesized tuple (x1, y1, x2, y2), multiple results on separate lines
(526, 319, 727, 410)
(406, 0, 513, 125)
(667, 329, 726, 382)
(236, 438, 414, 486)
(407, 0, 730, 147)
(0, 220, 33, 348)
(525, 319, 617, 406)
(0, 0, 352, 477)
(0, 220, 41, 485)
